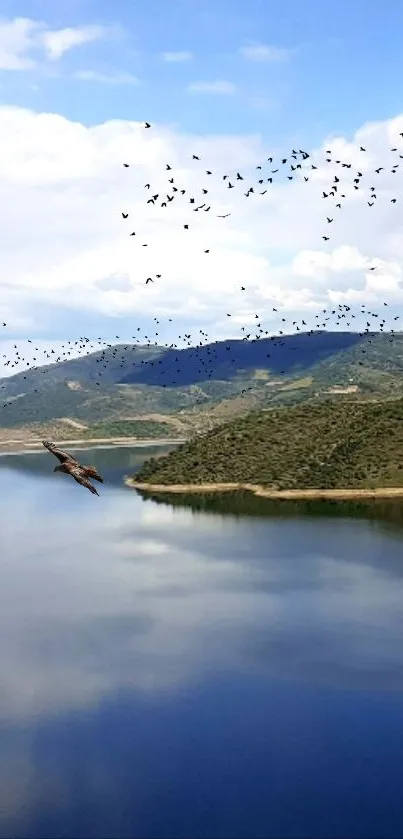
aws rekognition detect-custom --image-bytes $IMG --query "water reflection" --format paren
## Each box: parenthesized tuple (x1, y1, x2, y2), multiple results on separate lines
(1, 448, 403, 837)
(0, 443, 179, 487)
(137, 487, 403, 534)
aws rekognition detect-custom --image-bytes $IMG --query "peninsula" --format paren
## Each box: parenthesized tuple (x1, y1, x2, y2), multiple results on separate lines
(129, 398, 403, 494)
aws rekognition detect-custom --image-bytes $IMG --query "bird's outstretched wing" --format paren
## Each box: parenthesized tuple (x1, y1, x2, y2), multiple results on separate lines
(69, 465, 99, 496)
(82, 465, 104, 483)
(42, 440, 78, 465)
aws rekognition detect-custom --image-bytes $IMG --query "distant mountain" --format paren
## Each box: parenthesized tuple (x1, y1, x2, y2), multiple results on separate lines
(0, 344, 164, 398)
(1, 331, 403, 431)
(118, 331, 365, 386)
(133, 398, 403, 491)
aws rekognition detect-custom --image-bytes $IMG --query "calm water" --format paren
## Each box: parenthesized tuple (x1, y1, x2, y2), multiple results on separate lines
(1, 445, 403, 838)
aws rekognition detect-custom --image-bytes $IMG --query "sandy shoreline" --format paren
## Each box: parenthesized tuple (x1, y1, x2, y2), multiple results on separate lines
(125, 479, 403, 500)
(0, 437, 185, 456)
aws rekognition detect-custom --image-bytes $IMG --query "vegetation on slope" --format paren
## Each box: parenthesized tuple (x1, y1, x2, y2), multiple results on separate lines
(119, 330, 365, 386)
(0, 381, 205, 428)
(0, 417, 185, 445)
(81, 420, 176, 439)
(2, 331, 403, 432)
(133, 398, 403, 490)
(0, 331, 373, 405)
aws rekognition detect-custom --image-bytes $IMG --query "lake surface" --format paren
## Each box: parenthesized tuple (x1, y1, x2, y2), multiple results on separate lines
(1, 445, 403, 838)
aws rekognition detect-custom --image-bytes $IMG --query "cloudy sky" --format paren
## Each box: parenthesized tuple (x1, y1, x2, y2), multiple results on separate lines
(1, 0, 403, 373)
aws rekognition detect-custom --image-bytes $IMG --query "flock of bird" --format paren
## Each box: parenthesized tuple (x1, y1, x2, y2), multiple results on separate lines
(2, 120, 403, 496)
(2, 295, 398, 497)
(0, 300, 400, 388)
(121, 123, 403, 284)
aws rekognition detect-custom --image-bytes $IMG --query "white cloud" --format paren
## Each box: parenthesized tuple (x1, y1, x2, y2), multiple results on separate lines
(95, 272, 133, 292)
(39, 24, 107, 61)
(240, 42, 291, 62)
(75, 69, 140, 85)
(0, 104, 403, 357)
(0, 18, 39, 70)
(187, 80, 236, 94)
(160, 51, 193, 62)
(0, 17, 109, 70)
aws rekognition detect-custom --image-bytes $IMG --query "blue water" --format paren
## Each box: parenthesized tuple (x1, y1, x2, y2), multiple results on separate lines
(1, 445, 403, 838)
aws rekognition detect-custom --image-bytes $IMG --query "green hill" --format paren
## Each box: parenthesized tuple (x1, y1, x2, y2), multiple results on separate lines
(2, 331, 403, 435)
(0, 379, 204, 427)
(133, 398, 403, 490)
(0, 343, 165, 398)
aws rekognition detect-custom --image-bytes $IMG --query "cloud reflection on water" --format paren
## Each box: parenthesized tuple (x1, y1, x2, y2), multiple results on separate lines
(2, 452, 403, 837)
(0, 457, 403, 729)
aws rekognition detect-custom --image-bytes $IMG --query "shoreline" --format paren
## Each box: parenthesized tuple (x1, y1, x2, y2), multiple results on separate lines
(0, 437, 185, 456)
(125, 479, 403, 500)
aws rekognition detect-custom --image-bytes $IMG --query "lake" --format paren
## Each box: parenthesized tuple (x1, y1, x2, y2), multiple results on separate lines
(1, 444, 403, 838)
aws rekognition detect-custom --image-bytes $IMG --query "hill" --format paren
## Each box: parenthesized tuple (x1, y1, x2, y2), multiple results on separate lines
(2, 331, 403, 436)
(132, 398, 403, 490)
(118, 330, 365, 386)
(0, 343, 165, 398)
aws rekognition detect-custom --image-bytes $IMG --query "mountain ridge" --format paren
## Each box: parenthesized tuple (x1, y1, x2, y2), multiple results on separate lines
(1, 330, 403, 432)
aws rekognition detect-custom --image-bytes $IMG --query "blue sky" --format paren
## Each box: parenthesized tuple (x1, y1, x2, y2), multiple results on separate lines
(3, 0, 403, 148)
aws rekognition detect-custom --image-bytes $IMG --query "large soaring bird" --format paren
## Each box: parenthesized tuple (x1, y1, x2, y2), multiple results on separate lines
(42, 441, 104, 496)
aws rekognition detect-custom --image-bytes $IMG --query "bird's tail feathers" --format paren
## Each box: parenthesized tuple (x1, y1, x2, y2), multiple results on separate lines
(87, 483, 99, 496)
(84, 465, 104, 483)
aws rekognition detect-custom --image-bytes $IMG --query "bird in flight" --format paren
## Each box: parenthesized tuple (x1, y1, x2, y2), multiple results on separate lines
(42, 441, 104, 496)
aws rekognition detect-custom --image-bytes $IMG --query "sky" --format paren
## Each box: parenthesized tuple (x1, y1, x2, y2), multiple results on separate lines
(2, 0, 403, 373)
